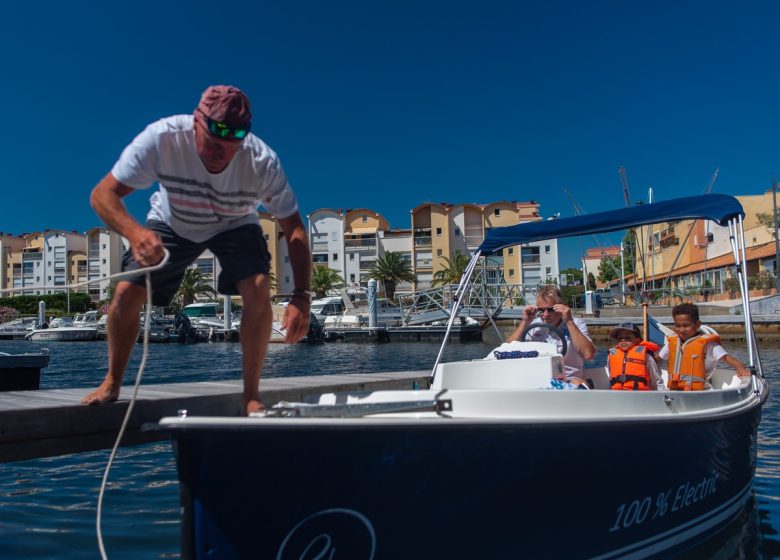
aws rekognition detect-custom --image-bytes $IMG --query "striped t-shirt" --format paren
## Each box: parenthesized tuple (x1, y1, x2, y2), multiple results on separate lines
(112, 115, 298, 242)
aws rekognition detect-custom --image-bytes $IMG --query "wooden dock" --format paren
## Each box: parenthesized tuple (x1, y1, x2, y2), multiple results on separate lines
(0, 370, 429, 463)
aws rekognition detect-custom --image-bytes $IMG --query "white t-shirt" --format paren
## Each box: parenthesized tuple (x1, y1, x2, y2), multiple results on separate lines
(112, 115, 298, 242)
(526, 317, 592, 379)
(659, 335, 728, 380)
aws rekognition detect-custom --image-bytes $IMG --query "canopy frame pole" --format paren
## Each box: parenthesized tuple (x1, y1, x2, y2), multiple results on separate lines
(430, 251, 482, 380)
(727, 218, 762, 379)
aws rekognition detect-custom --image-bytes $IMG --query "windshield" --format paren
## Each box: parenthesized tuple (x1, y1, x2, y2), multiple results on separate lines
(183, 306, 219, 318)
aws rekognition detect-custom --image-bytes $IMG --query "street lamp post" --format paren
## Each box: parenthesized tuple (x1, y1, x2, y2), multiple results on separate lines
(620, 241, 626, 306)
(773, 179, 779, 293)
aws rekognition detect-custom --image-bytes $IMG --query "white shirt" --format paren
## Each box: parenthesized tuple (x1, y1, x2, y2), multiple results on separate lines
(112, 115, 298, 242)
(526, 317, 592, 379)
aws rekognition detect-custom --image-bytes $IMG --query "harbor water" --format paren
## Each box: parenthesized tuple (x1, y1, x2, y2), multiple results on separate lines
(0, 338, 778, 559)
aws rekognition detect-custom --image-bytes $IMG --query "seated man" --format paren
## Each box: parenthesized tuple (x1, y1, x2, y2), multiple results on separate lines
(506, 285, 596, 380)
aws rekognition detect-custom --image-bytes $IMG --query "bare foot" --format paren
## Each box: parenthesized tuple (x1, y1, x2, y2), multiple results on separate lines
(245, 399, 266, 416)
(81, 383, 120, 405)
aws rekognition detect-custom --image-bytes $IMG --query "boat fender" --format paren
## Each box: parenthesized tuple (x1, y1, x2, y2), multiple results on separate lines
(493, 350, 540, 360)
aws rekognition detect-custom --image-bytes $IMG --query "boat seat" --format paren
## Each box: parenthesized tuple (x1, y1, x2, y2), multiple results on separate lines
(581, 367, 611, 390)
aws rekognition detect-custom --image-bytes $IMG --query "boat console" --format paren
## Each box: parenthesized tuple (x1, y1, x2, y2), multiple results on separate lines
(431, 341, 564, 391)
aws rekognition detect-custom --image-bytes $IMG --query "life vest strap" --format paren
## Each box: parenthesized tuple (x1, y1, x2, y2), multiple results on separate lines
(610, 374, 649, 386)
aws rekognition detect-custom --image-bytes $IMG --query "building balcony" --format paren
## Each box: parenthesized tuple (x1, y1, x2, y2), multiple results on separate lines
(521, 256, 541, 265)
(344, 239, 376, 250)
(311, 242, 330, 252)
(414, 237, 432, 248)
(464, 235, 483, 247)
(660, 234, 679, 248)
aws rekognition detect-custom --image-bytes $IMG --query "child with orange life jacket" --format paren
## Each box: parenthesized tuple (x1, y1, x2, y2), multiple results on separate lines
(658, 303, 750, 391)
(607, 322, 665, 391)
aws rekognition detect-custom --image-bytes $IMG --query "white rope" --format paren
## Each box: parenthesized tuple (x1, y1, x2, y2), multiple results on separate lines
(90, 252, 169, 560)
(0, 250, 171, 560)
(96, 270, 154, 560)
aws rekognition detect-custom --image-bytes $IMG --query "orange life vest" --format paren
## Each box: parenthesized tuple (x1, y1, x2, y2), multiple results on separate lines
(666, 333, 721, 391)
(639, 340, 660, 354)
(608, 345, 650, 391)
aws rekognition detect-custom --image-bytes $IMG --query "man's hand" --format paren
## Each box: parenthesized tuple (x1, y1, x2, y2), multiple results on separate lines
(282, 298, 310, 343)
(555, 303, 573, 323)
(522, 305, 536, 322)
(128, 227, 165, 267)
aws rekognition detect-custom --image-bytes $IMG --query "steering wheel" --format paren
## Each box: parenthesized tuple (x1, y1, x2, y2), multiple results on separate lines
(519, 322, 568, 357)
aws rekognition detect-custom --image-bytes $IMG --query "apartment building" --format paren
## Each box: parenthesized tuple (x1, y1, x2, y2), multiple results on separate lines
(308, 209, 344, 276)
(85, 227, 125, 301)
(0, 233, 25, 293)
(5, 230, 87, 296)
(629, 189, 778, 294)
(258, 211, 290, 295)
(411, 201, 558, 290)
(583, 246, 621, 288)
(343, 209, 389, 287)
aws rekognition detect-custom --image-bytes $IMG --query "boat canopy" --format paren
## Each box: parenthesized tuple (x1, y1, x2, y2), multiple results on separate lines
(478, 193, 744, 255)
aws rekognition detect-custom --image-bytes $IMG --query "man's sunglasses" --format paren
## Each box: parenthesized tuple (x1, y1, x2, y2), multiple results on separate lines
(536, 306, 557, 314)
(198, 109, 250, 140)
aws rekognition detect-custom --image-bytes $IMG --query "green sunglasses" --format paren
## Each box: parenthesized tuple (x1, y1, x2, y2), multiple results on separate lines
(198, 109, 250, 140)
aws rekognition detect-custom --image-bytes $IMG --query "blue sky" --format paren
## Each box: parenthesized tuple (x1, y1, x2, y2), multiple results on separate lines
(2, 1, 778, 268)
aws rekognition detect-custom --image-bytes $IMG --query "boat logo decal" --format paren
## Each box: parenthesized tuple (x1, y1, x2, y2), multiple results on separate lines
(276, 507, 376, 560)
(493, 350, 539, 360)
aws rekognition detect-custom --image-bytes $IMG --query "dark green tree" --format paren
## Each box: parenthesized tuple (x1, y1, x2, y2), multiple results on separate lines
(597, 256, 621, 284)
(311, 266, 344, 299)
(174, 268, 217, 308)
(432, 252, 470, 287)
(366, 252, 414, 302)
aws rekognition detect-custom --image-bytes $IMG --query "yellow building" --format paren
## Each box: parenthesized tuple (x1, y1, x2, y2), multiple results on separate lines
(410, 200, 554, 289)
(628, 189, 779, 298)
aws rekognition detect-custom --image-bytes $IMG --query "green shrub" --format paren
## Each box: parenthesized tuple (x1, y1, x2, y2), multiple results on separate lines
(0, 293, 93, 314)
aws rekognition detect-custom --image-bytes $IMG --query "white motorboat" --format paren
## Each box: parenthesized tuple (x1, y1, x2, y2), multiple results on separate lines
(26, 317, 98, 341)
(160, 194, 767, 559)
(0, 317, 38, 339)
(72, 310, 101, 328)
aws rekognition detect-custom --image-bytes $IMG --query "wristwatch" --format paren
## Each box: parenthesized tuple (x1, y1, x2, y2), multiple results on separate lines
(292, 289, 313, 302)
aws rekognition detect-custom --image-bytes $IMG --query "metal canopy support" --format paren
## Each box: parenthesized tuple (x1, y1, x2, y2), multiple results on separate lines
(727, 217, 762, 379)
(429, 251, 482, 380)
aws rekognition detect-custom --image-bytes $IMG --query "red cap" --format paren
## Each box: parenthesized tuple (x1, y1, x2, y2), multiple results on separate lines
(197, 85, 251, 129)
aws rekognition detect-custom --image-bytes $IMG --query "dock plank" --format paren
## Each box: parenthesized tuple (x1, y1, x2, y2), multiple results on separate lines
(0, 371, 429, 463)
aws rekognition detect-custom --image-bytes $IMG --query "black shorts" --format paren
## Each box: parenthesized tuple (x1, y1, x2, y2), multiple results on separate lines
(121, 220, 271, 307)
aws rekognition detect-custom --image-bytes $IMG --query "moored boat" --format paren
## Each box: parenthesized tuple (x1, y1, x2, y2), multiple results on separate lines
(26, 317, 98, 342)
(160, 194, 767, 559)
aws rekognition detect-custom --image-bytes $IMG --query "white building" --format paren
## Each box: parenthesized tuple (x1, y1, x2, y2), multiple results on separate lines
(308, 209, 345, 278)
(86, 227, 125, 301)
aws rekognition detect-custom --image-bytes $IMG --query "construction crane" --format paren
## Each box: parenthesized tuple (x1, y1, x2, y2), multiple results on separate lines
(659, 168, 721, 294)
(619, 166, 631, 208)
(564, 188, 622, 285)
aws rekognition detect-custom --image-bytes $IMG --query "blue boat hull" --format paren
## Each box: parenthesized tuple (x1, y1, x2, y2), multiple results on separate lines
(168, 404, 761, 559)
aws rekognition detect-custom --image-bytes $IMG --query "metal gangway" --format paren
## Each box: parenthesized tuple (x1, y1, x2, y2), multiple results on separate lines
(397, 280, 537, 326)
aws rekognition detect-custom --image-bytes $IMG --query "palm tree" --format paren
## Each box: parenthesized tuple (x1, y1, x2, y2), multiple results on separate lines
(432, 252, 470, 287)
(174, 268, 218, 308)
(311, 266, 344, 299)
(366, 252, 414, 302)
